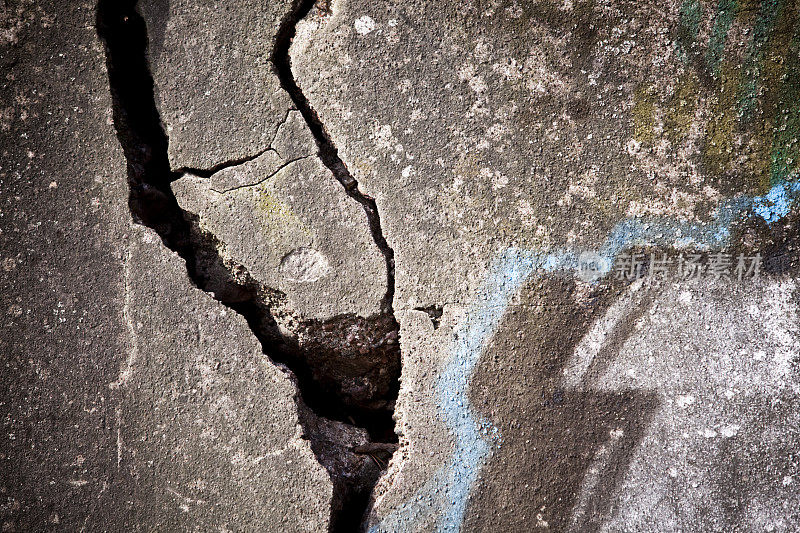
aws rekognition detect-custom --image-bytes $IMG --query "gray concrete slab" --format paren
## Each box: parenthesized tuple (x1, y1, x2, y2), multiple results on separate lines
(0, 2, 132, 530)
(139, 0, 295, 171)
(102, 224, 331, 531)
(172, 110, 386, 319)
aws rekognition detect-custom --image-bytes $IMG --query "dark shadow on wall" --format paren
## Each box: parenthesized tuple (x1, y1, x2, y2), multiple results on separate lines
(465, 277, 660, 532)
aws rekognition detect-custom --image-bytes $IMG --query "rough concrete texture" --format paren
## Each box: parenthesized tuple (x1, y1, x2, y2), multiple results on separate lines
(138, 0, 295, 171)
(0, 2, 132, 530)
(291, 0, 800, 307)
(290, 0, 800, 531)
(5, 0, 800, 531)
(558, 278, 800, 532)
(0, 2, 331, 531)
(462, 276, 799, 532)
(172, 110, 386, 319)
(364, 276, 800, 532)
(109, 225, 331, 531)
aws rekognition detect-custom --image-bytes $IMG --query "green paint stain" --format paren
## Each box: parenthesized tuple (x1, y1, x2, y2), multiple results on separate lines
(706, 0, 738, 77)
(677, 0, 704, 62)
(770, 29, 800, 185)
(738, 0, 785, 121)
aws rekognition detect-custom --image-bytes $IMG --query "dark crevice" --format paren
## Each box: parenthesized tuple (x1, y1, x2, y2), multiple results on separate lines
(415, 305, 444, 329)
(272, 2, 401, 529)
(272, 0, 396, 317)
(96, 2, 400, 532)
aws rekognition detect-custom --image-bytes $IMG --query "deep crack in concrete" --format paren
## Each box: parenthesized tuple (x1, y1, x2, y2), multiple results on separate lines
(96, 1, 401, 531)
(272, 0, 397, 316)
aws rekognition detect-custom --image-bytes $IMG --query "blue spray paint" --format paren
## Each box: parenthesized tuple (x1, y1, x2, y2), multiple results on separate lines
(370, 249, 541, 533)
(752, 180, 800, 223)
(370, 177, 798, 533)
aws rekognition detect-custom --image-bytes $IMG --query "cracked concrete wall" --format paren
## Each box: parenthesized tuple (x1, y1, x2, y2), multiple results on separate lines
(3, 0, 800, 532)
(171, 110, 386, 318)
(290, 0, 800, 305)
(0, 2, 332, 531)
(110, 225, 331, 531)
(138, 0, 294, 171)
(142, 0, 387, 319)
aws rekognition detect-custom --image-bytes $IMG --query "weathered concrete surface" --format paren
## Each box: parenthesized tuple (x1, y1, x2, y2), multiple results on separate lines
(0, 2, 131, 530)
(365, 275, 800, 532)
(290, 1, 800, 531)
(464, 276, 800, 532)
(291, 0, 800, 308)
(102, 225, 331, 531)
(102, 0, 400, 528)
(143, 0, 387, 321)
(138, 0, 295, 171)
(557, 277, 800, 532)
(173, 110, 386, 319)
(6, 0, 800, 531)
(0, 2, 331, 531)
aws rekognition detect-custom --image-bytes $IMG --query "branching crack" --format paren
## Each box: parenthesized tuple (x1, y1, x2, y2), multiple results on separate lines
(208, 155, 313, 194)
(170, 108, 295, 180)
(172, 146, 278, 180)
(96, 1, 400, 532)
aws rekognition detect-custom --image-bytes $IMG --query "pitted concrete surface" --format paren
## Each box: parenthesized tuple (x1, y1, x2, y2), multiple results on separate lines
(560, 278, 800, 532)
(3, 0, 800, 531)
(107, 225, 331, 531)
(138, 0, 295, 171)
(0, 2, 131, 530)
(463, 276, 800, 532)
(0, 2, 333, 531)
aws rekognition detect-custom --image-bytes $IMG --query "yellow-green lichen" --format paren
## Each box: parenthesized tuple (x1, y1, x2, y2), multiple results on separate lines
(739, 0, 796, 192)
(664, 75, 700, 145)
(254, 186, 313, 238)
(633, 85, 657, 145)
(703, 60, 740, 177)
(769, 28, 800, 186)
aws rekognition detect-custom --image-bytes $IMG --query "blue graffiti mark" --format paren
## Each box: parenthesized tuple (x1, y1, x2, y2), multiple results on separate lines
(616, 180, 790, 243)
(435, 249, 540, 529)
(369, 249, 540, 533)
(753, 180, 800, 223)
(370, 178, 799, 533)
(589, 178, 800, 272)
